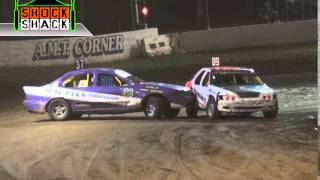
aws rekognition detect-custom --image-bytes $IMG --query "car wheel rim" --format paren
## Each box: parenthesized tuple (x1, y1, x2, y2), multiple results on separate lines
(53, 103, 66, 119)
(147, 104, 156, 117)
(208, 103, 214, 117)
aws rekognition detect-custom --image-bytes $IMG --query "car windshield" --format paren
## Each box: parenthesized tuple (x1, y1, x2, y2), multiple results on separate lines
(212, 71, 263, 86)
(127, 75, 144, 83)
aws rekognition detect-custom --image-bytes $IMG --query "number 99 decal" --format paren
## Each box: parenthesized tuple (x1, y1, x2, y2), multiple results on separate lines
(122, 88, 134, 97)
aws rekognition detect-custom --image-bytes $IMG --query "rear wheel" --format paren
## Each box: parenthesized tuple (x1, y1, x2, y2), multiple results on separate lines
(144, 96, 165, 119)
(48, 99, 71, 120)
(207, 98, 221, 120)
(164, 108, 180, 118)
(186, 101, 198, 118)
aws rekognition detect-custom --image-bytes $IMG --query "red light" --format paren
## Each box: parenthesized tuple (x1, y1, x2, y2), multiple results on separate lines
(267, 95, 272, 100)
(224, 95, 236, 101)
(263, 94, 272, 100)
(141, 6, 149, 17)
(185, 80, 192, 89)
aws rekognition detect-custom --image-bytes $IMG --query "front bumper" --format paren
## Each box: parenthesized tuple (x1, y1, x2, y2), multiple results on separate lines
(23, 100, 46, 114)
(217, 98, 277, 113)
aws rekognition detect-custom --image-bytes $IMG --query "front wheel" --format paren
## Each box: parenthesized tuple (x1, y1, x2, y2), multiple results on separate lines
(207, 98, 221, 120)
(144, 96, 164, 120)
(48, 99, 71, 120)
(263, 101, 278, 119)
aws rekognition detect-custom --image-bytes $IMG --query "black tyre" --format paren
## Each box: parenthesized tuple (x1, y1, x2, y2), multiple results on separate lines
(48, 99, 71, 120)
(263, 100, 278, 119)
(186, 102, 198, 118)
(164, 108, 180, 118)
(144, 96, 164, 119)
(207, 98, 221, 120)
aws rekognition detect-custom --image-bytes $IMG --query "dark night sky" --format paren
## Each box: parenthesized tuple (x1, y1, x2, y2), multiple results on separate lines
(79, 0, 267, 34)
(0, 0, 316, 35)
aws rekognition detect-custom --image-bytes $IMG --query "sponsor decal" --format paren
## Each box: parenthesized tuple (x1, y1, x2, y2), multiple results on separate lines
(32, 35, 125, 60)
(145, 85, 159, 89)
(194, 90, 207, 106)
(24, 85, 141, 106)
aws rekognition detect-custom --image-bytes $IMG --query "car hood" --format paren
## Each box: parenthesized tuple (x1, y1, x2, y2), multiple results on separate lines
(221, 84, 273, 95)
(140, 81, 190, 92)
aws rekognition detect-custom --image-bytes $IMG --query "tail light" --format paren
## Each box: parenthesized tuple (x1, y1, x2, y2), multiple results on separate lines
(185, 80, 192, 89)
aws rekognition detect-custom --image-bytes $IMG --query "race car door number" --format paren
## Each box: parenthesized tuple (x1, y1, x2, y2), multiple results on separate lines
(122, 88, 134, 97)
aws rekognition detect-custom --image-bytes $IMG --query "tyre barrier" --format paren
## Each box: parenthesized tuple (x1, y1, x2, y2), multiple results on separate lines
(143, 35, 173, 57)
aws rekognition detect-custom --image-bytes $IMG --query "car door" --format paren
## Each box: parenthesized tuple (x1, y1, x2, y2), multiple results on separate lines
(193, 70, 209, 108)
(60, 71, 97, 111)
(199, 71, 211, 105)
(92, 73, 129, 111)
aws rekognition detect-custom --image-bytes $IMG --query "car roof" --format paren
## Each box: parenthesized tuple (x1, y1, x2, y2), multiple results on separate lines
(204, 66, 254, 72)
(67, 68, 119, 74)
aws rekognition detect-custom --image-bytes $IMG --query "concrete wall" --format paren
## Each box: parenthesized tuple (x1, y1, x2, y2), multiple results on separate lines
(174, 20, 316, 52)
(0, 20, 316, 68)
(0, 28, 158, 67)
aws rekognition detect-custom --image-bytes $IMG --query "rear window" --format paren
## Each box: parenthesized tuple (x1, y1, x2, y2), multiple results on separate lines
(194, 71, 205, 85)
(62, 73, 93, 88)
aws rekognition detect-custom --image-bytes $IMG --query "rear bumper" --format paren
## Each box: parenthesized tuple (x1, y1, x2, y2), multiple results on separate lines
(23, 100, 46, 114)
(217, 99, 277, 113)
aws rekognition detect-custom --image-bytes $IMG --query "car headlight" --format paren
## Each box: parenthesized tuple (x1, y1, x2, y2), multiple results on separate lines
(261, 93, 273, 101)
(221, 93, 239, 101)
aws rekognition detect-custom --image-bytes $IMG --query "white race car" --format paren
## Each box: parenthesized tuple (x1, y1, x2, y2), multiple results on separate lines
(185, 66, 278, 120)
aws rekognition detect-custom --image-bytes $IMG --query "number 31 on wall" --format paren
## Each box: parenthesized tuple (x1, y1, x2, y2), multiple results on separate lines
(74, 57, 86, 70)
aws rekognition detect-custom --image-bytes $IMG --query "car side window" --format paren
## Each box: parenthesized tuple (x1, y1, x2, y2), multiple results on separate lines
(211, 73, 217, 85)
(98, 74, 126, 87)
(201, 72, 210, 87)
(194, 71, 205, 85)
(63, 73, 93, 88)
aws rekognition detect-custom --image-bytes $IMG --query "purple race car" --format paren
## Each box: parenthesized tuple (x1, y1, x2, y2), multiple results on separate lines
(23, 68, 196, 120)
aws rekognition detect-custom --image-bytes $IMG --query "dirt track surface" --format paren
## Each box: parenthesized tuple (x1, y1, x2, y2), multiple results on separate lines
(0, 44, 317, 180)
(0, 81, 316, 180)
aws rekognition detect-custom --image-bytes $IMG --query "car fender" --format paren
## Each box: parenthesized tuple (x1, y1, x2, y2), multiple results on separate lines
(140, 93, 169, 109)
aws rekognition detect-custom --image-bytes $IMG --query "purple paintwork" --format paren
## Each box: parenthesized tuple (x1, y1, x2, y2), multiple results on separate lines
(23, 68, 195, 115)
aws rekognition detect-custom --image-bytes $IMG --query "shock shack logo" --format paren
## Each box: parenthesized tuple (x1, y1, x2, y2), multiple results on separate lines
(14, 0, 76, 31)
(0, 0, 91, 36)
